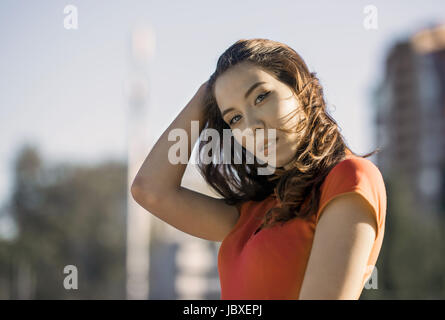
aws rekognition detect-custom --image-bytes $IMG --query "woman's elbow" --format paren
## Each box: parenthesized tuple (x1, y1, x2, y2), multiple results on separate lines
(130, 178, 160, 209)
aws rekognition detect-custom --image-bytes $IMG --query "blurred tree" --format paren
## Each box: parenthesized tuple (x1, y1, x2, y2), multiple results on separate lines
(0, 143, 127, 299)
(361, 172, 445, 299)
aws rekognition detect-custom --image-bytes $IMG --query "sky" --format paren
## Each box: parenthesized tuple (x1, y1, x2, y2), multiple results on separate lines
(1, 0, 445, 210)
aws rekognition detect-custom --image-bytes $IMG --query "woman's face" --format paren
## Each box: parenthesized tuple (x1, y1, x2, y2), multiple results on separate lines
(214, 62, 303, 168)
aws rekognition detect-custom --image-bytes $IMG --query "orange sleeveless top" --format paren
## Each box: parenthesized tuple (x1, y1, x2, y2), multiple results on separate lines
(217, 150, 387, 299)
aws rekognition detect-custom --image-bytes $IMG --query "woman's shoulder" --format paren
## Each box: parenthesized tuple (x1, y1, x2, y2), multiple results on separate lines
(324, 154, 384, 188)
(316, 153, 387, 225)
(320, 155, 386, 211)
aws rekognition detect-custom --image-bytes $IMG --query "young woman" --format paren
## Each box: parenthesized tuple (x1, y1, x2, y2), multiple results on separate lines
(131, 38, 387, 300)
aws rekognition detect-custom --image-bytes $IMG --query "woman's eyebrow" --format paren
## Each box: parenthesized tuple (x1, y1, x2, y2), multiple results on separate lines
(221, 81, 267, 117)
(244, 81, 266, 100)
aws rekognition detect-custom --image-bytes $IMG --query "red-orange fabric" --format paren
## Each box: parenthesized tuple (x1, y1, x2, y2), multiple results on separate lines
(218, 151, 387, 299)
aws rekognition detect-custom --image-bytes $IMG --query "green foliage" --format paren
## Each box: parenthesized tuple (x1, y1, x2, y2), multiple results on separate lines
(360, 172, 445, 299)
(0, 144, 127, 299)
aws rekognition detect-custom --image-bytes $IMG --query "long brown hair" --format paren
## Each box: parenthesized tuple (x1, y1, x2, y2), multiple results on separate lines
(196, 38, 380, 231)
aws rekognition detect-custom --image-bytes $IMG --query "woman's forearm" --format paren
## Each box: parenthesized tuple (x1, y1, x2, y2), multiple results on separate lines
(131, 82, 208, 199)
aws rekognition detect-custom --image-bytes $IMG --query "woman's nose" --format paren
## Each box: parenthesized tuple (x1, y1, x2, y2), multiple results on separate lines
(245, 111, 265, 132)
(244, 114, 267, 149)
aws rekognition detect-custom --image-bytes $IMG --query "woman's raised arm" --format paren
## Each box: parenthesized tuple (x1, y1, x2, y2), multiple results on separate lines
(131, 81, 240, 242)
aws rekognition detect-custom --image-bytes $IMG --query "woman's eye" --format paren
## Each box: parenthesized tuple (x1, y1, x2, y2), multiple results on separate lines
(229, 115, 241, 125)
(228, 92, 270, 126)
(255, 91, 270, 104)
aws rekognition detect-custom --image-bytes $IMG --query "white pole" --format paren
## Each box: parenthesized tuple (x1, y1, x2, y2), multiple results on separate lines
(125, 25, 156, 300)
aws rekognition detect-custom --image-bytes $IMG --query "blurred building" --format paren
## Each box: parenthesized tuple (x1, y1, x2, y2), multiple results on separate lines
(374, 23, 445, 217)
